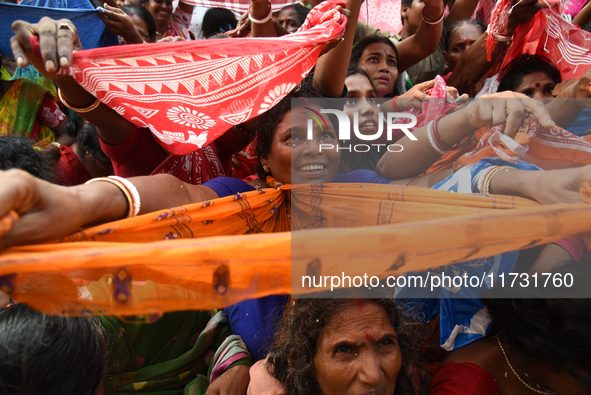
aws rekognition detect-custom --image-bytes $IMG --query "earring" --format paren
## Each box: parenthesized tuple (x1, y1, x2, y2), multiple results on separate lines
(263, 165, 270, 173)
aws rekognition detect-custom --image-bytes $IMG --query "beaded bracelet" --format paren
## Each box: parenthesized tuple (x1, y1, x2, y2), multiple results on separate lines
(421, 7, 445, 25)
(248, 2, 273, 24)
(57, 88, 101, 114)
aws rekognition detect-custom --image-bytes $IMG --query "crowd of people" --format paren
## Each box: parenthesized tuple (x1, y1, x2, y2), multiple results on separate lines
(2, 0, 591, 393)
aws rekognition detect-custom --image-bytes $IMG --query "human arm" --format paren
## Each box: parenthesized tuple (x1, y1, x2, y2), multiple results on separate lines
(98, 4, 145, 44)
(572, 0, 591, 27)
(446, 0, 546, 95)
(0, 170, 219, 249)
(546, 67, 591, 129)
(249, 0, 277, 37)
(376, 92, 556, 180)
(312, 0, 356, 97)
(446, 0, 480, 24)
(206, 364, 250, 395)
(395, 0, 444, 73)
(177, 0, 195, 17)
(11, 17, 135, 145)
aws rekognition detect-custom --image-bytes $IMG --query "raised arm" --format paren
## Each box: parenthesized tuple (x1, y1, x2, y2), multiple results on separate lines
(376, 92, 556, 180)
(11, 18, 135, 145)
(447, 0, 546, 95)
(396, 0, 444, 73)
(312, 0, 358, 97)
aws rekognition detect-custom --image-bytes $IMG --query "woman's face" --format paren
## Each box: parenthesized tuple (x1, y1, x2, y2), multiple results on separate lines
(146, 0, 173, 26)
(344, 74, 381, 141)
(314, 303, 402, 395)
(514, 71, 556, 100)
(444, 24, 483, 72)
(119, 15, 151, 44)
(276, 8, 301, 33)
(358, 42, 399, 98)
(260, 105, 340, 184)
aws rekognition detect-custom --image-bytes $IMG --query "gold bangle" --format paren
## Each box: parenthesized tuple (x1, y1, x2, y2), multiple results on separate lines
(481, 166, 515, 195)
(57, 88, 101, 113)
(85, 177, 134, 218)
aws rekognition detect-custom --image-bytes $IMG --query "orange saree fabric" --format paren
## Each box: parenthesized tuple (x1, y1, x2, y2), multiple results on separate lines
(2, 181, 591, 316)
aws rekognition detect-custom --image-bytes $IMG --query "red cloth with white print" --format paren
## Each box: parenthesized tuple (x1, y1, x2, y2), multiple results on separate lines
(34, 1, 347, 156)
(488, 0, 591, 79)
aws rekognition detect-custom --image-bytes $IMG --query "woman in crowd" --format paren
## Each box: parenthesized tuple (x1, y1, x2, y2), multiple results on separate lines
(248, 294, 431, 395)
(443, 19, 485, 76)
(0, 302, 251, 394)
(201, 7, 237, 38)
(121, 4, 157, 43)
(274, 4, 310, 34)
(497, 54, 562, 101)
(430, 296, 591, 394)
(140, 0, 195, 40)
(0, 77, 67, 145)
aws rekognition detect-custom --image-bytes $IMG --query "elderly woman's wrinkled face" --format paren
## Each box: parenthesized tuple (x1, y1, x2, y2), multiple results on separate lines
(444, 23, 483, 72)
(260, 105, 340, 184)
(313, 303, 402, 395)
(358, 42, 399, 98)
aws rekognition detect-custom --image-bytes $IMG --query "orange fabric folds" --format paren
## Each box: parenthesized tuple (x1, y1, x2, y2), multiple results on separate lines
(2, 182, 591, 316)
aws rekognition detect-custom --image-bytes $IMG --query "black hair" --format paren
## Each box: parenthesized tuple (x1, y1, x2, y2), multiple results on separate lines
(278, 4, 310, 27)
(267, 289, 431, 395)
(350, 35, 400, 97)
(486, 297, 591, 377)
(76, 121, 109, 163)
(254, 82, 334, 180)
(0, 136, 52, 181)
(345, 66, 377, 90)
(201, 8, 237, 38)
(497, 54, 562, 93)
(121, 4, 157, 42)
(400, 0, 414, 24)
(0, 303, 106, 395)
(444, 19, 486, 51)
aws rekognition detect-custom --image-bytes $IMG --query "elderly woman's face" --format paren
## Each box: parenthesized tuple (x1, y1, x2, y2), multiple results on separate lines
(261, 105, 340, 184)
(313, 303, 402, 395)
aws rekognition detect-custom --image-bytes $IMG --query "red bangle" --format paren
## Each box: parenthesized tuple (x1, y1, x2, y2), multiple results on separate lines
(432, 114, 460, 151)
(391, 96, 399, 112)
(422, 7, 445, 25)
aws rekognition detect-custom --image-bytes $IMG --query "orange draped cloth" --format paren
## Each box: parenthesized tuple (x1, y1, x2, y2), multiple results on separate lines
(2, 181, 591, 316)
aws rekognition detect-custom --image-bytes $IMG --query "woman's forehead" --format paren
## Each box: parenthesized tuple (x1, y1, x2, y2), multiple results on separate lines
(362, 42, 397, 59)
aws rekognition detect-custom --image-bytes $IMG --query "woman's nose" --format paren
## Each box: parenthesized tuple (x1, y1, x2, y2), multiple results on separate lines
(357, 352, 383, 387)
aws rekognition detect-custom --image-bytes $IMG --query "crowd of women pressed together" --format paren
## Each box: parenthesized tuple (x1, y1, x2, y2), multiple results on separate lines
(1, 0, 591, 392)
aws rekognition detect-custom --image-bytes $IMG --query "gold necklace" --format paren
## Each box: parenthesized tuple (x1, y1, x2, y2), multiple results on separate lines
(496, 335, 556, 395)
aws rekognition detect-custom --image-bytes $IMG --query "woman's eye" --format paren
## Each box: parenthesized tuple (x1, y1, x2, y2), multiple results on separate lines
(387, 60, 397, 66)
(319, 131, 335, 141)
(345, 98, 358, 105)
(367, 97, 376, 103)
(544, 88, 554, 96)
(367, 56, 378, 63)
(336, 346, 353, 354)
